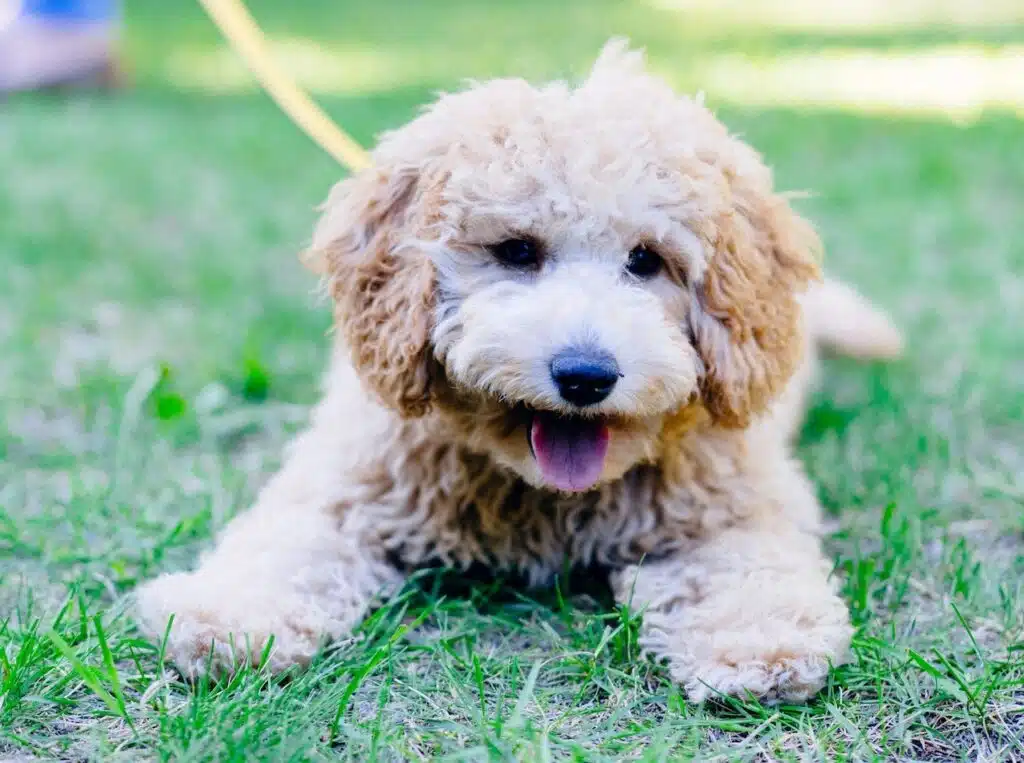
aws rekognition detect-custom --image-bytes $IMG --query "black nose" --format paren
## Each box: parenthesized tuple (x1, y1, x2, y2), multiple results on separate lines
(550, 348, 620, 407)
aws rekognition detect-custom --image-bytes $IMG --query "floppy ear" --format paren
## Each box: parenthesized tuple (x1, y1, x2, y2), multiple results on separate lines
(691, 178, 821, 428)
(305, 165, 437, 417)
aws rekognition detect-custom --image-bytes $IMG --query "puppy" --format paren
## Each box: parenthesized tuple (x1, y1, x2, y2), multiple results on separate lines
(136, 42, 901, 703)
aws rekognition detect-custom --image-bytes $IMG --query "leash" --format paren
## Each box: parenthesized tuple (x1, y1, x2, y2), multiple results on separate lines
(198, 0, 372, 173)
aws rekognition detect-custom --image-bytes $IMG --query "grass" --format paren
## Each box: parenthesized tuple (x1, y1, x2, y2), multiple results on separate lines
(2, 0, 1023, 759)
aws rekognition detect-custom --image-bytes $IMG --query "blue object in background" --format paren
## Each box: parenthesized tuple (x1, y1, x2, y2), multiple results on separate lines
(1, 0, 122, 92)
(20, 0, 119, 23)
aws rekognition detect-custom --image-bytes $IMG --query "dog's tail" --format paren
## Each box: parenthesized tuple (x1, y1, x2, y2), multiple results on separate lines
(802, 278, 904, 360)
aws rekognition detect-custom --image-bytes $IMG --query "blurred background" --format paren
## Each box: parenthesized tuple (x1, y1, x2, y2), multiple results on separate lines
(149, 0, 1024, 120)
(9, 0, 1023, 114)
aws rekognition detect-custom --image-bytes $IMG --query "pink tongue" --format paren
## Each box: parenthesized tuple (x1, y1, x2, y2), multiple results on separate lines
(530, 412, 610, 493)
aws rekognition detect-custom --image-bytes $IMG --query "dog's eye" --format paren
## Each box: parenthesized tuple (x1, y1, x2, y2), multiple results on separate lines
(489, 238, 540, 268)
(626, 244, 663, 278)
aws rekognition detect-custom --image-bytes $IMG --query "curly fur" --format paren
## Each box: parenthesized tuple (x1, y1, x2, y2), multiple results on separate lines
(135, 41, 902, 703)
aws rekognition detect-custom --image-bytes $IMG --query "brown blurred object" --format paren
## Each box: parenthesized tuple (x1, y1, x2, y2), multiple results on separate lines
(0, 8, 125, 92)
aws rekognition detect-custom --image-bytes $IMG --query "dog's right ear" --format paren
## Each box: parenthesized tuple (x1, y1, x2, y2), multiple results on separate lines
(689, 176, 821, 429)
(304, 164, 438, 417)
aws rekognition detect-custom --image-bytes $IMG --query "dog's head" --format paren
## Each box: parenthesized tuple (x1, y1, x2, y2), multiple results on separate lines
(309, 42, 820, 493)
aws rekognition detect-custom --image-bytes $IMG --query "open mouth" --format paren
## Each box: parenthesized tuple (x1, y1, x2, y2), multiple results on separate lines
(527, 410, 610, 493)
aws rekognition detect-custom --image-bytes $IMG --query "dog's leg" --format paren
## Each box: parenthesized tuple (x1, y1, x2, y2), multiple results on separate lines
(611, 518, 851, 703)
(135, 479, 402, 678)
(135, 369, 405, 678)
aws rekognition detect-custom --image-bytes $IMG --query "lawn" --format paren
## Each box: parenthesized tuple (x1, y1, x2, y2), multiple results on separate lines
(2, 0, 1023, 759)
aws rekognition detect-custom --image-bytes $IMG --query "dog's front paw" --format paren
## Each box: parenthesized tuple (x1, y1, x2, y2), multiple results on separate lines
(682, 651, 833, 704)
(135, 572, 323, 679)
(656, 616, 852, 704)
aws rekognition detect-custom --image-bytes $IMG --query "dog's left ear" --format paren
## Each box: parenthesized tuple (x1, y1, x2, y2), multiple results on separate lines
(691, 170, 821, 428)
(305, 163, 439, 417)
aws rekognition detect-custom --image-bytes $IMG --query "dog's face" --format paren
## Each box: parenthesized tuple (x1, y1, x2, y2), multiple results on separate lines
(311, 43, 820, 493)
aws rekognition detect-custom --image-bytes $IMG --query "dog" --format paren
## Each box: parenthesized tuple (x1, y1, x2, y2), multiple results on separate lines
(135, 41, 902, 704)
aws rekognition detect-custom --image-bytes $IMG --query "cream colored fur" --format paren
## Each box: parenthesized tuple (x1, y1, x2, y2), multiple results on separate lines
(135, 42, 902, 703)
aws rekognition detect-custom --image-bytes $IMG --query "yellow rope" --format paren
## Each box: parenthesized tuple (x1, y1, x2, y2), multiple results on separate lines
(198, 0, 371, 172)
